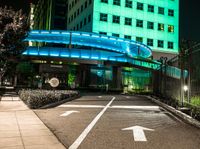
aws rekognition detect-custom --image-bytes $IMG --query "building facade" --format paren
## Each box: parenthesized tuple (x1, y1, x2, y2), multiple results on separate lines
(67, 0, 179, 59)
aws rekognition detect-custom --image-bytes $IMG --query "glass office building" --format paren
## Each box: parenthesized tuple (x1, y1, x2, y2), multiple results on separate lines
(67, 0, 179, 59)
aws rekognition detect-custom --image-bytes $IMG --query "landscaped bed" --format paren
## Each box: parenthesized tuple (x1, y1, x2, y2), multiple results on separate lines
(19, 89, 79, 109)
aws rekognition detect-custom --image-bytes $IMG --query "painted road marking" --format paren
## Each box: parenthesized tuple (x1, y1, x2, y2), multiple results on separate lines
(58, 105, 105, 108)
(59, 105, 159, 110)
(69, 96, 116, 149)
(122, 126, 154, 142)
(60, 111, 80, 117)
(111, 106, 159, 110)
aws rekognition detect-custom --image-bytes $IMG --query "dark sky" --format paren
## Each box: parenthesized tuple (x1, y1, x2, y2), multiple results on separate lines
(0, 0, 200, 41)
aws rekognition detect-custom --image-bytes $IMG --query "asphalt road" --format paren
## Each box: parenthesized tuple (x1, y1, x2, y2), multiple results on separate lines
(35, 94, 200, 149)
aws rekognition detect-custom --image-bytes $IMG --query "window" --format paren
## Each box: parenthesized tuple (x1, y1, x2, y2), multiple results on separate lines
(81, 5, 83, 12)
(136, 37, 143, 43)
(136, 19, 143, 27)
(89, 0, 92, 4)
(77, 9, 80, 15)
(80, 21, 83, 28)
(147, 21, 154, 29)
(147, 38, 153, 46)
(158, 40, 164, 48)
(125, 0, 132, 8)
(101, 0, 108, 3)
(158, 23, 164, 31)
(76, 24, 79, 30)
(84, 17, 87, 25)
(113, 15, 120, 24)
(168, 42, 174, 49)
(168, 25, 174, 33)
(148, 5, 154, 12)
(112, 33, 119, 37)
(158, 7, 164, 15)
(124, 35, 131, 39)
(125, 17, 132, 26)
(74, 12, 76, 19)
(99, 32, 107, 35)
(137, 2, 143, 10)
(168, 9, 174, 16)
(88, 14, 91, 23)
(100, 13, 108, 22)
(85, 1, 87, 8)
(113, 0, 120, 6)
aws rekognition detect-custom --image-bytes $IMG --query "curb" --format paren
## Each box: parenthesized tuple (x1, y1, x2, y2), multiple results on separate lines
(40, 94, 81, 109)
(146, 96, 200, 129)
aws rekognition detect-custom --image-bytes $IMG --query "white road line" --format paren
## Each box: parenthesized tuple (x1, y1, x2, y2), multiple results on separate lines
(69, 96, 116, 149)
(58, 105, 160, 110)
(110, 106, 160, 110)
(58, 105, 105, 108)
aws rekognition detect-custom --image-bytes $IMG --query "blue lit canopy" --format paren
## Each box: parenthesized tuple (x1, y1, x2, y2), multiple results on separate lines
(24, 30, 152, 58)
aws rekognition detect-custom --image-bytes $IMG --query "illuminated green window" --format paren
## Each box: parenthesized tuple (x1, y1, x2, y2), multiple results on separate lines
(168, 42, 174, 49)
(112, 33, 119, 37)
(125, 0, 132, 8)
(101, 0, 108, 4)
(136, 37, 143, 43)
(158, 40, 164, 48)
(147, 21, 154, 29)
(158, 7, 164, 15)
(100, 13, 108, 22)
(113, 0, 120, 6)
(137, 2, 143, 11)
(158, 23, 164, 31)
(148, 5, 154, 13)
(99, 32, 107, 35)
(112, 15, 120, 24)
(125, 17, 132, 26)
(168, 25, 174, 33)
(147, 38, 153, 46)
(124, 35, 131, 39)
(136, 19, 143, 28)
(168, 9, 174, 16)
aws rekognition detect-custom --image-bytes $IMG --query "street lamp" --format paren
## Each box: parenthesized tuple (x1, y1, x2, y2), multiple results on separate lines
(183, 85, 188, 92)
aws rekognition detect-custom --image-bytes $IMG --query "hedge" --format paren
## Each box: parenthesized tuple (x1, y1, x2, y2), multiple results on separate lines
(19, 89, 79, 109)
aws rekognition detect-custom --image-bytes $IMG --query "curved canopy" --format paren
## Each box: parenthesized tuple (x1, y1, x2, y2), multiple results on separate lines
(25, 30, 152, 58)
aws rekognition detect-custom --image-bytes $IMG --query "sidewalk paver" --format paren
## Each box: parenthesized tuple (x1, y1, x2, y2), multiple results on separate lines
(0, 97, 66, 149)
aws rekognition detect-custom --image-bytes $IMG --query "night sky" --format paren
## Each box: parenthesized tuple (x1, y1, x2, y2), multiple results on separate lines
(0, 0, 200, 41)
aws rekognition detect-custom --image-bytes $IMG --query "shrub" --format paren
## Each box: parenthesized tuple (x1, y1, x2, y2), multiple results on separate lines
(19, 89, 79, 109)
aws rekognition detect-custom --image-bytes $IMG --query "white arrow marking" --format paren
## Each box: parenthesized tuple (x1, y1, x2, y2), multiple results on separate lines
(60, 111, 80, 117)
(122, 126, 154, 142)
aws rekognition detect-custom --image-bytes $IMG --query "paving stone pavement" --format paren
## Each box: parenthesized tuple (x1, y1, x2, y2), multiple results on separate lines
(0, 96, 66, 149)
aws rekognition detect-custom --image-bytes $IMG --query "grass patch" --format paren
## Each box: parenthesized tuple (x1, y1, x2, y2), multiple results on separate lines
(191, 96, 200, 107)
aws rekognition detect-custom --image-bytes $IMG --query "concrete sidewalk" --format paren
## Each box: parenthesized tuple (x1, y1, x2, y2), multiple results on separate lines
(0, 97, 66, 149)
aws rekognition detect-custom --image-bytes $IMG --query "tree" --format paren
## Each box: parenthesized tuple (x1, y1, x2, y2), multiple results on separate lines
(0, 6, 29, 85)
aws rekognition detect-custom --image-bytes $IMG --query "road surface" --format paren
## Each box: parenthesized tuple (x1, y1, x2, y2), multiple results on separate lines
(35, 94, 200, 149)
